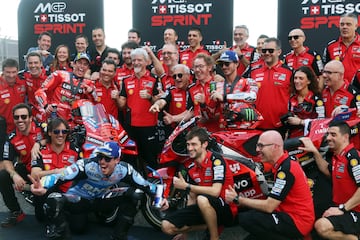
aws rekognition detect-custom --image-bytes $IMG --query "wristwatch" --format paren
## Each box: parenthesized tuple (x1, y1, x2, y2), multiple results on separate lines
(185, 184, 191, 193)
(233, 195, 239, 205)
(338, 204, 347, 212)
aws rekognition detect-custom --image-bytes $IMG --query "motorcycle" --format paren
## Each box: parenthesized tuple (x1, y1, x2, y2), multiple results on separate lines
(141, 115, 269, 230)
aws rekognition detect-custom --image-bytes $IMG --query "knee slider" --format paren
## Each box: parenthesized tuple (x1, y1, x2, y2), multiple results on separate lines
(44, 192, 65, 219)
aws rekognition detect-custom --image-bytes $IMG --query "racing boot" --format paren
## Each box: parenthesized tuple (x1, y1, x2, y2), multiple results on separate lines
(110, 216, 134, 240)
(45, 222, 71, 240)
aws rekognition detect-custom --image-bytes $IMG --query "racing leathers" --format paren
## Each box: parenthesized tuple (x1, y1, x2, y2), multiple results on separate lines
(41, 157, 156, 239)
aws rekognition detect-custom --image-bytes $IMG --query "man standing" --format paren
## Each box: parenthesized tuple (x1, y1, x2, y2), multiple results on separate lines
(323, 13, 360, 82)
(94, 59, 119, 118)
(159, 43, 180, 90)
(226, 130, 314, 239)
(180, 27, 210, 68)
(285, 28, 324, 89)
(128, 28, 142, 45)
(26, 31, 54, 72)
(118, 48, 159, 169)
(35, 53, 96, 121)
(321, 60, 359, 118)
(161, 127, 237, 240)
(0, 103, 44, 227)
(89, 27, 109, 73)
(0, 59, 27, 134)
(249, 38, 292, 135)
(301, 121, 360, 239)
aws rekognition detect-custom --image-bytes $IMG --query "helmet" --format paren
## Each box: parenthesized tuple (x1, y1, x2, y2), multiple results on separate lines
(92, 141, 121, 159)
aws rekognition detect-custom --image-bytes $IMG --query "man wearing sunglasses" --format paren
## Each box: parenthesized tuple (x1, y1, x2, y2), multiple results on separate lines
(247, 38, 293, 136)
(0, 103, 45, 228)
(225, 130, 314, 239)
(29, 141, 157, 240)
(30, 117, 80, 222)
(284, 28, 324, 90)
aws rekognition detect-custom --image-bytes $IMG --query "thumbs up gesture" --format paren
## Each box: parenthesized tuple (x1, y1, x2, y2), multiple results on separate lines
(163, 110, 174, 125)
(173, 172, 187, 190)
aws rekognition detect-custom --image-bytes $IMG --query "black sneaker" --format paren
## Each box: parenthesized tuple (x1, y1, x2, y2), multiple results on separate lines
(45, 223, 71, 240)
(0, 210, 26, 228)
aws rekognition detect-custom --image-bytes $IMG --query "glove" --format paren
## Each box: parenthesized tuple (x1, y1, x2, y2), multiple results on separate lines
(239, 108, 257, 121)
(40, 174, 60, 189)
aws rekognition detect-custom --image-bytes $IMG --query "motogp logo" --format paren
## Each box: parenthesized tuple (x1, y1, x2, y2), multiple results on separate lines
(34, 2, 67, 13)
(152, 0, 186, 4)
(301, 0, 344, 4)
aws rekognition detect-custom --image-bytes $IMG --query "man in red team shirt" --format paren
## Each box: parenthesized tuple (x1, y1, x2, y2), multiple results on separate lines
(0, 59, 26, 134)
(226, 130, 314, 239)
(249, 37, 292, 136)
(301, 121, 360, 239)
(94, 59, 119, 118)
(323, 13, 360, 83)
(0, 103, 45, 227)
(180, 27, 210, 68)
(321, 60, 359, 118)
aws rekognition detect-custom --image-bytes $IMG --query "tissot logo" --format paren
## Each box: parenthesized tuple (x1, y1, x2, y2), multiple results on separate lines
(34, 2, 67, 13)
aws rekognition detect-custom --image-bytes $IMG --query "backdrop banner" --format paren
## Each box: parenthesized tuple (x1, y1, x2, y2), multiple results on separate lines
(132, 0, 233, 54)
(278, 0, 360, 55)
(18, 0, 104, 69)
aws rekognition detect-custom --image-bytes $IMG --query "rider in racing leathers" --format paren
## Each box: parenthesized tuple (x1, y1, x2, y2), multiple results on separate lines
(29, 141, 157, 240)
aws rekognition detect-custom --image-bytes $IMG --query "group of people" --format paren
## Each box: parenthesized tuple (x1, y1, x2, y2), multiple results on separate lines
(0, 10, 359, 240)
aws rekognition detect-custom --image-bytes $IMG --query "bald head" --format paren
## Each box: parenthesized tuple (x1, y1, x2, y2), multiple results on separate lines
(325, 60, 344, 74)
(260, 130, 284, 147)
(289, 28, 305, 37)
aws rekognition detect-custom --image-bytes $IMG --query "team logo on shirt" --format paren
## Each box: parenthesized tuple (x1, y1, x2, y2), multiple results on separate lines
(214, 159, 221, 166)
(277, 171, 286, 180)
(350, 159, 359, 167)
(316, 100, 323, 106)
(176, 102, 182, 108)
(128, 89, 134, 95)
(4, 99, 10, 104)
(20, 150, 27, 156)
(356, 95, 360, 101)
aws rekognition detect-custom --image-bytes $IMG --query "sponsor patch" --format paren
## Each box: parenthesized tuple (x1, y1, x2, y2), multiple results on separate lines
(277, 171, 286, 180)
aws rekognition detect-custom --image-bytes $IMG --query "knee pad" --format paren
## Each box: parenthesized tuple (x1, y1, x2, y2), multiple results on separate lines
(44, 192, 66, 219)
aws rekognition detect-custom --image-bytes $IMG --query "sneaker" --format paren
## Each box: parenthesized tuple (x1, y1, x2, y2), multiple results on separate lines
(1, 210, 26, 228)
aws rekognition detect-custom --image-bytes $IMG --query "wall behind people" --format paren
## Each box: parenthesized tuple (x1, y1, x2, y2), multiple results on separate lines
(17, 0, 104, 69)
(278, 0, 360, 54)
(132, 0, 233, 54)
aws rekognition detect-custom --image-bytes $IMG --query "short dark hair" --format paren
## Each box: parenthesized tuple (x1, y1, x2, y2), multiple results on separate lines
(26, 51, 42, 62)
(75, 34, 88, 44)
(12, 103, 32, 117)
(2, 58, 19, 71)
(106, 48, 121, 59)
(328, 120, 351, 136)
(258, 34, 269, 39)
(128, 28, 141, 38)
(38, 31, 52, 41)
(189, 27, 202, 37)
(102, 59, 117, 70)
(185, 126, 209, 144)
(46, 117, 71, 142)
(121, 41, 139, 50)
(265, 37, 281, 49)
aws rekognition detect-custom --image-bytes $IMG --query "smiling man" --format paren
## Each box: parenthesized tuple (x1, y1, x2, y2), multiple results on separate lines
(0, 103, 45, 228)
(35, 53, 96, 121)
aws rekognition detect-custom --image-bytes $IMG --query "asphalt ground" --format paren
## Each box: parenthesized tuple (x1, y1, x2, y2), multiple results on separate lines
(0, 192, 247, 240)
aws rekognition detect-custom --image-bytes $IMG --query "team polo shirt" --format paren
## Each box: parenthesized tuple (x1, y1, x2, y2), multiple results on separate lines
(0, 77, 27, 133)
(94, 81, 118, 118)
(162, 86, 192, 116)
(270, 152, 315, 236)
(230, 43, 255, 76)
(183, 151, 238, 216)
(115, 65, 133, 90)
(250, 61, 292, 129)
(180, 46, 210, 68)
(160, 74, 175, 91)
(322, 82, 360, 117)
(2, 121, 44, 172)
(324, 33, 360, 82)
(328, 144, 360, 212)
(31, 142, 79, 192)
(284, 46, 323, 76)
(120, 74, 158, 127)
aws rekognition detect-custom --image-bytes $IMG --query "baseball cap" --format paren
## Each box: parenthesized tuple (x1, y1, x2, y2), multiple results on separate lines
(217, 50, 239, 63)
(93, 141, 121, 159)
(74, 52, 91, 63)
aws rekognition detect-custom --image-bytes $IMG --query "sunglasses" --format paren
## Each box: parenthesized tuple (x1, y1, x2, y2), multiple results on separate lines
(261, 48, 276, 54)
(218, 62, 231, 67)
(288, 35, 301, 40)
(13, 115, 28, 120)
(97, 154, 113, 162)
(172, 73, 183, 79)
(53, 129, 70, 135)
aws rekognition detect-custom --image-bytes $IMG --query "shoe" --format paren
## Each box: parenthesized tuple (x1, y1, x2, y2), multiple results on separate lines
(0, 210, 26, 228)
(45, 223, 71, 240)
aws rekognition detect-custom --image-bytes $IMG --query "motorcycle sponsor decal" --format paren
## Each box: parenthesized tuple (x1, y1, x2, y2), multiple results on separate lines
(229, 163, 241, 173)
(233, 173, 253, 191)
(238, 189, 257, 198)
